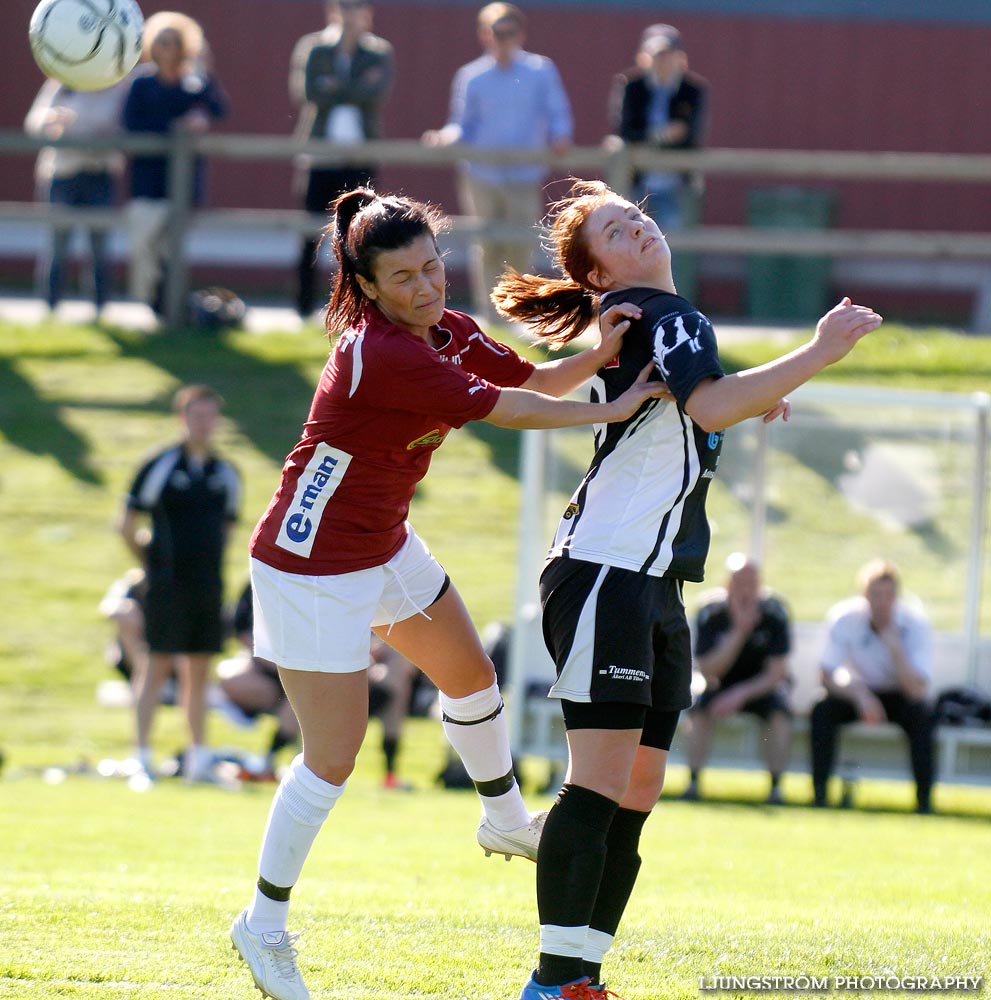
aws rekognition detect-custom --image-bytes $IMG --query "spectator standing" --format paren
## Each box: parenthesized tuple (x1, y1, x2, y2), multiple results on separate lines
(491, 178, 881, 998)
(122, 11, 228, 316)
(24, 75, 132, 314)
(811, 559, 936, 813)
(422, 2, 573, 322)
(118, 384, 241, 782)
(288, 0, 342, 113)
(292, 0, 395, 319)
(684, 554, 793, 804)
(609, 24, 708, 234)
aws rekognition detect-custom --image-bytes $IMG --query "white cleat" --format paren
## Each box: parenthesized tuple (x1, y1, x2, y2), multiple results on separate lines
(476, 811, 547, 862)
(230, 908, 310, 1000)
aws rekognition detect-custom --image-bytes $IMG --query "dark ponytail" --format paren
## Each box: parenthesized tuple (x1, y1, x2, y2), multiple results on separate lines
(324, 187, 447, 335)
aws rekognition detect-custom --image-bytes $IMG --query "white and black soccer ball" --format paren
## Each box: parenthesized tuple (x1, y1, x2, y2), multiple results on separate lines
(29, 0, 144, 92)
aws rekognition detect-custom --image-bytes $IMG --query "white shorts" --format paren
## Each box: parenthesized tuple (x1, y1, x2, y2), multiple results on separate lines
(250, 525, 447, 673)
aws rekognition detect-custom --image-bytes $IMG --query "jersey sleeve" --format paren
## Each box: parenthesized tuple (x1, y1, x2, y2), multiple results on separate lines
(125, 455, 158, 511)
(462, 329, 535, 387)
(359, 336, 504, 428)
(819, 613, 850, 674)
(763, 597, 792, 656)
(693, 600, 726, 656)
(651, 309, 724, 406)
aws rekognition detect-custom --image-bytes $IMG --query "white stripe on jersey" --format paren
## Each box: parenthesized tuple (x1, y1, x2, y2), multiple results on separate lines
(547, 562, 609, 703)
(136, 447, 181, 509)
(216, 461, 241, 519)
(339, 330, 366, 399)
(275, 442, 353, 558)
(548, 398, 703, 577)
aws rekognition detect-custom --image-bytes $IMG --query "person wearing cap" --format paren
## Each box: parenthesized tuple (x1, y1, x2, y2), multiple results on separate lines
(608, 24, 708, 233)
(683, 554, 793, 805)
(422, 2, 573, 323)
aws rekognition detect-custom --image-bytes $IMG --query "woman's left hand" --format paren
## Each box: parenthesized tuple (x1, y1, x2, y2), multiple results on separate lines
(762, 398, 791, 423)
(594, 301, 643, 363)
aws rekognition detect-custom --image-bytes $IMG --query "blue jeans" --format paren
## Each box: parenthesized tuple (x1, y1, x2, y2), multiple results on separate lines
(38, 171, 116, 309)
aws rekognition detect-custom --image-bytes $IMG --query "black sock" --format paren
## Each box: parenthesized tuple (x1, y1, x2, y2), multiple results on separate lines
(382, 735, 399, 775)
(583, 807, 650, 982)
(536, 784, 619, 986)
(689, 768, 700, 783)
(770, 772, 781, 790)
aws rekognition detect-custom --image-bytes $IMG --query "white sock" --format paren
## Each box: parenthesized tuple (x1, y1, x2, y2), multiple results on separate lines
(184, 744, 211, 779)
(540, 923, 587, 958)
(440, 682, 529, 831)
(584, 928, 614, 966)
(246, 754, 346, 934)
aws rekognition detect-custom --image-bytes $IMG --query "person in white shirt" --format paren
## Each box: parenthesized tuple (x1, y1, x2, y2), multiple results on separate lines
(24, 76, 132, 312)
(811, 558, 936, 813)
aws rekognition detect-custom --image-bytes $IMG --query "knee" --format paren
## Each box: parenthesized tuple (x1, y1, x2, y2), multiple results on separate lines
(302, 752, 357, 786)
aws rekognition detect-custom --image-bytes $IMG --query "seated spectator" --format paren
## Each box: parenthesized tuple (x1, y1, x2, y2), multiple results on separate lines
(99, 567, 150, 689)
(368, 632, 417, 790)
(215, 582, 300, 780)
(684, 554, 792, 804)
(810, 559, 936, 813)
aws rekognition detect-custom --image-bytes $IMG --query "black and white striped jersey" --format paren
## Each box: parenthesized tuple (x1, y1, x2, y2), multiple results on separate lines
(127, 444, 240, 583)
(547, 288, 725, 582)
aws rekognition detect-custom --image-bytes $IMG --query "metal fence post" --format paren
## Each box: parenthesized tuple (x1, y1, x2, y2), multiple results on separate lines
(964, 393, 990, 683)
(748, 417, 771, 562)
(163, 129, 196, 328)
(508, 428, 548, 755)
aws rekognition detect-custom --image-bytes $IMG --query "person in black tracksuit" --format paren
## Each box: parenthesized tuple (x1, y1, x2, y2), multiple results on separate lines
(119, 384, 240, 780)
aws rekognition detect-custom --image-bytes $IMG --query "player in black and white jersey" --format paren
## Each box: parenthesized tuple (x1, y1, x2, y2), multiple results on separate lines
(493, 179, 883, 1000)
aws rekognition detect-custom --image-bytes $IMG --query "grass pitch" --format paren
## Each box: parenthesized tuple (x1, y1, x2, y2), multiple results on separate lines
(1, 315, 991, 998)
(2, 749, 989, 1000)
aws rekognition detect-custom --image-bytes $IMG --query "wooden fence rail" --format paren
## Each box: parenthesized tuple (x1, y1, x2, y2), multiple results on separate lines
(2, 131, 990, 327)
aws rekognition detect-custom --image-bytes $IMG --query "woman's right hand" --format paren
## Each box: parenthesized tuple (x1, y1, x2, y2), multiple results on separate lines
(812, 297, 883, 365)
(607, 362, 673, 421)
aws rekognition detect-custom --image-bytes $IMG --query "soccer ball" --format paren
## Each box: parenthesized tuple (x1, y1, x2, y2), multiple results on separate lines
(29, 0, 144, 92)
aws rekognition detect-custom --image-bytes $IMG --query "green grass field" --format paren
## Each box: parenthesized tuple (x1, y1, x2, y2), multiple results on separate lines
(2, 316, 991, 999)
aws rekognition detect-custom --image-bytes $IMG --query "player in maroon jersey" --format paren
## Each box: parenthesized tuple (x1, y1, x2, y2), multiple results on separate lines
(229, 187, 669, 1000)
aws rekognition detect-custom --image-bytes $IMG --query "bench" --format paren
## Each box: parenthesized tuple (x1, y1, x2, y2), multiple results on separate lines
(515, 622, 991, 790)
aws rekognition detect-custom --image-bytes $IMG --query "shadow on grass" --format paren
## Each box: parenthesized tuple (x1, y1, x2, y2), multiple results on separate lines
(0, 355, 102, 484)
(660, 789, 991, 822)
(101, 325, 319, 465)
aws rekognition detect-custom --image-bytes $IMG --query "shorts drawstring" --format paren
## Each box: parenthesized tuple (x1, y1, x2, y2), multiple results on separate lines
(382, 562, 433, 635)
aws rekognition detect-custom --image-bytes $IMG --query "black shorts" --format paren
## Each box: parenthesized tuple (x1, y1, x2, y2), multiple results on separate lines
(539, 557, 693, 715)
(693, 687, 791, 721)
(144, 578, 224, 655)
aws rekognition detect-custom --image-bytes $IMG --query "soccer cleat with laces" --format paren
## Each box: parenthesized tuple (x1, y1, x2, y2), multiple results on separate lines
(477, 810, 547, 862)
(518, 972, 624, 1000)
(229, 908, 310, 1000)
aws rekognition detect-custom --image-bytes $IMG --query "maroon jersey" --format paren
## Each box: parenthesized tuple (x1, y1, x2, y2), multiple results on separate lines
(250, 305, 535, 575)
